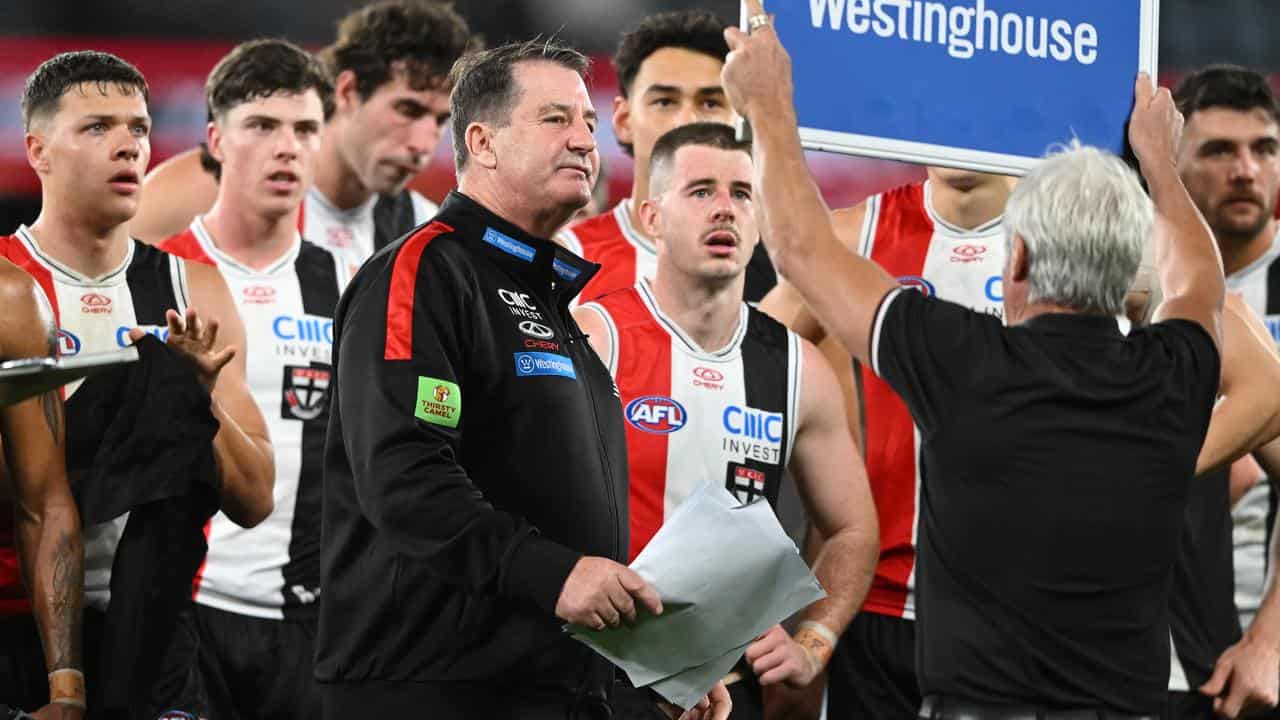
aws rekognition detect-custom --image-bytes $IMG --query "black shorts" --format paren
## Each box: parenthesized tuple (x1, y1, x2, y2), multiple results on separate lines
(827, 612, 920, 720)
(0, 613, 47, 710)
(1167, 691, 1213, 720)
(192, 603, 320, 720)
(0, 607, 206, 719)
(322, 680, 611, 720)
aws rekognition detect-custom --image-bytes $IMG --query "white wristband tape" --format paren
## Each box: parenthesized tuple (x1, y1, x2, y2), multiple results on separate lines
(796, 620, 839, 647)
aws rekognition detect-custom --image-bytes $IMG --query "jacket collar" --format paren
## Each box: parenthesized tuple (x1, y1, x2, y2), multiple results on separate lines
(439, 191, 599, 300)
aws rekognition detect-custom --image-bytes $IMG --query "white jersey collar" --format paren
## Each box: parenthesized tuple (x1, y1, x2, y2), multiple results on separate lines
(16, 225, 133, 287)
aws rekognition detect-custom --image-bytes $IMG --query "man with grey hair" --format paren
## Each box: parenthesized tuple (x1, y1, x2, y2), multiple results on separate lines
(721, 1, 1224, 716)
(318, 39, 728, 720)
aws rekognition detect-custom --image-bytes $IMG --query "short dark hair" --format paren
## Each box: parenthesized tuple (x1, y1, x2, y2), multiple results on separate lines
(206, 39, 335, 123)
(22, 51, 149, 130)
(319, 0, 477, 100)
(448, 39, 590, 171)
(613, 10, 728, 155)
(1174, 64, 1280, 125)
(648, 122, 750, 195)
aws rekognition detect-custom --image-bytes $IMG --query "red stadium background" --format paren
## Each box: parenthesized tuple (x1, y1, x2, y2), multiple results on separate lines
(0, 38, 1276, 224)
(0, 37, 926, 219)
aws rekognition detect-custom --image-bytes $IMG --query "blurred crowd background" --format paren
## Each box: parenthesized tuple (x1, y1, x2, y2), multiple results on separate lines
(0, 0, 1276, 231)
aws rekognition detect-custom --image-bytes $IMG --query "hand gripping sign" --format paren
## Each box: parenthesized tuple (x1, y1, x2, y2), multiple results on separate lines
(750, 0, 1158, 175)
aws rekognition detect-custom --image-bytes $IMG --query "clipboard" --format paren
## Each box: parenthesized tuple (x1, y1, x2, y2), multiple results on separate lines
(0, 346, 140, 409)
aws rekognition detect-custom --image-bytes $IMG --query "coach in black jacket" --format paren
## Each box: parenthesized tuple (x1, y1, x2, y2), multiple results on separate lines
(316, 40, 684, 719)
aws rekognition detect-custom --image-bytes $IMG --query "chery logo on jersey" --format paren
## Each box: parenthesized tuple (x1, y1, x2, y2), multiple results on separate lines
(498, 288, 544, 321)
(514, 351, 577, 379)
(626, 395, 687, 434)
(243, 286, 277, 305)
(326, 226, 354, 250)
(524, 338, 560, 351)
(519, 320, 554, 339)
(692, 366, 725, 390)
(117, 325, 169, 347)
(80, 293, 112, 314)
(57, 329, 81, 357)
(722, 405, 783, 464)
(897, 275, 936, 296)
(951, 244, 987, 263)
(281, 365, 331, 421)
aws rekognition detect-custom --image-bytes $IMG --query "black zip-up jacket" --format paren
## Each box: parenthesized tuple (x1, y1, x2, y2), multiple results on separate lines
(316, 191, 629, 700)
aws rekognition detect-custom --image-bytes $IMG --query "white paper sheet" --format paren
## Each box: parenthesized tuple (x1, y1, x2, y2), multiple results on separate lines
(569, 482, 826, 709)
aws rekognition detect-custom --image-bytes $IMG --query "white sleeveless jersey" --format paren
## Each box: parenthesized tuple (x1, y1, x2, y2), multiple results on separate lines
(581, 279, 802, 562)
(1, 226, 191, 611)
(160, 219, 348, 619)
(300, 186, 436, 271)
(1226, 230, 1280, 631)
(854, 181, 1006, 621)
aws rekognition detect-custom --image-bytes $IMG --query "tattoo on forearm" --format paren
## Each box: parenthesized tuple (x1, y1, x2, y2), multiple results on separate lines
(47, 528, 82, 670)
(40, 391, 62, 446)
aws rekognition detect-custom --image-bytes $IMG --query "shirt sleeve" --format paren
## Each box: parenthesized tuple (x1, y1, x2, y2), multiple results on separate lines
(1146, 318, 1223, 436)
(871, 286, 1002, 435)
(334, 239, 581, 614)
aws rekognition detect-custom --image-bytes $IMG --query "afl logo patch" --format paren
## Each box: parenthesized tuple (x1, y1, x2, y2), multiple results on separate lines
(625, 395, 687, 434)
(57, 329, 81, 357)
(896, 275, 935, 296)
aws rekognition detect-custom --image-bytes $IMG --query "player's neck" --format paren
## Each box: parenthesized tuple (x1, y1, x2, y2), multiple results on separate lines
(26, 204, 131, 278)
(202, 196, 299, 271)
(650, 267, 743, 353)
(1219, 220, 1277, 277)
(628, 167, 651, 234)
(314, 139, 373, 212)
(929, 177, 1012, 231)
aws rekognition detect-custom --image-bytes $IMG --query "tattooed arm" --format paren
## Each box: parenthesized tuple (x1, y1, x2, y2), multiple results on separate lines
(0, 261, 83, 713)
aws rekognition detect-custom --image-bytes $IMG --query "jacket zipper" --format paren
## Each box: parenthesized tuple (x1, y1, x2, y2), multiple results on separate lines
(559, 299, 622, 562)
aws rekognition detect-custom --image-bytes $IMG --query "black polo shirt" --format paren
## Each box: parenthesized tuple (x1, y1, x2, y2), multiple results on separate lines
(870, 287, 1220, 714)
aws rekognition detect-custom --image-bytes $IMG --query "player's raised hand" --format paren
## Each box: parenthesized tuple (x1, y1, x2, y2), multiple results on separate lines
(129, 307, 236, 392)
(1128, 72, 1184, 175)
(722, 0, 793, 121)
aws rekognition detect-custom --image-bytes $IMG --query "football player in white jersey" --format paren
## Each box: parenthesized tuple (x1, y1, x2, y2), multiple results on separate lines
(156, 39, 342, 719)
(574, 122, 878, 720)
(1, 49, 273, 715)
(1171, 64, 1280, 719)
(132, 0, 477, 265)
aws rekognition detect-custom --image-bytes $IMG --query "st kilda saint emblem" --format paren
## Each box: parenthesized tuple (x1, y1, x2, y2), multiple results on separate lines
(281, 364, 331, 421)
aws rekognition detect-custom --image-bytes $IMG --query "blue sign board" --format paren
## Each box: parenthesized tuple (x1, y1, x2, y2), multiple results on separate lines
(750, 0, 1159, 174)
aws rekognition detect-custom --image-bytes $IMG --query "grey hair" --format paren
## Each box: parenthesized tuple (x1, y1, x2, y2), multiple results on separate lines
(1004, 142, 1153, 316)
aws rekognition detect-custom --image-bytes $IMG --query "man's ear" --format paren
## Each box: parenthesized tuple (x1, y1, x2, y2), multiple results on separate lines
(1009, 234, 1031, 282)
(206, 121, 225, 164)
(25, 131, 49, 175)
(465, 122, 498, 169)
(332, 70, 362, 115)
(638, 197, 662, 238)
(613, 95, 634, 153)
